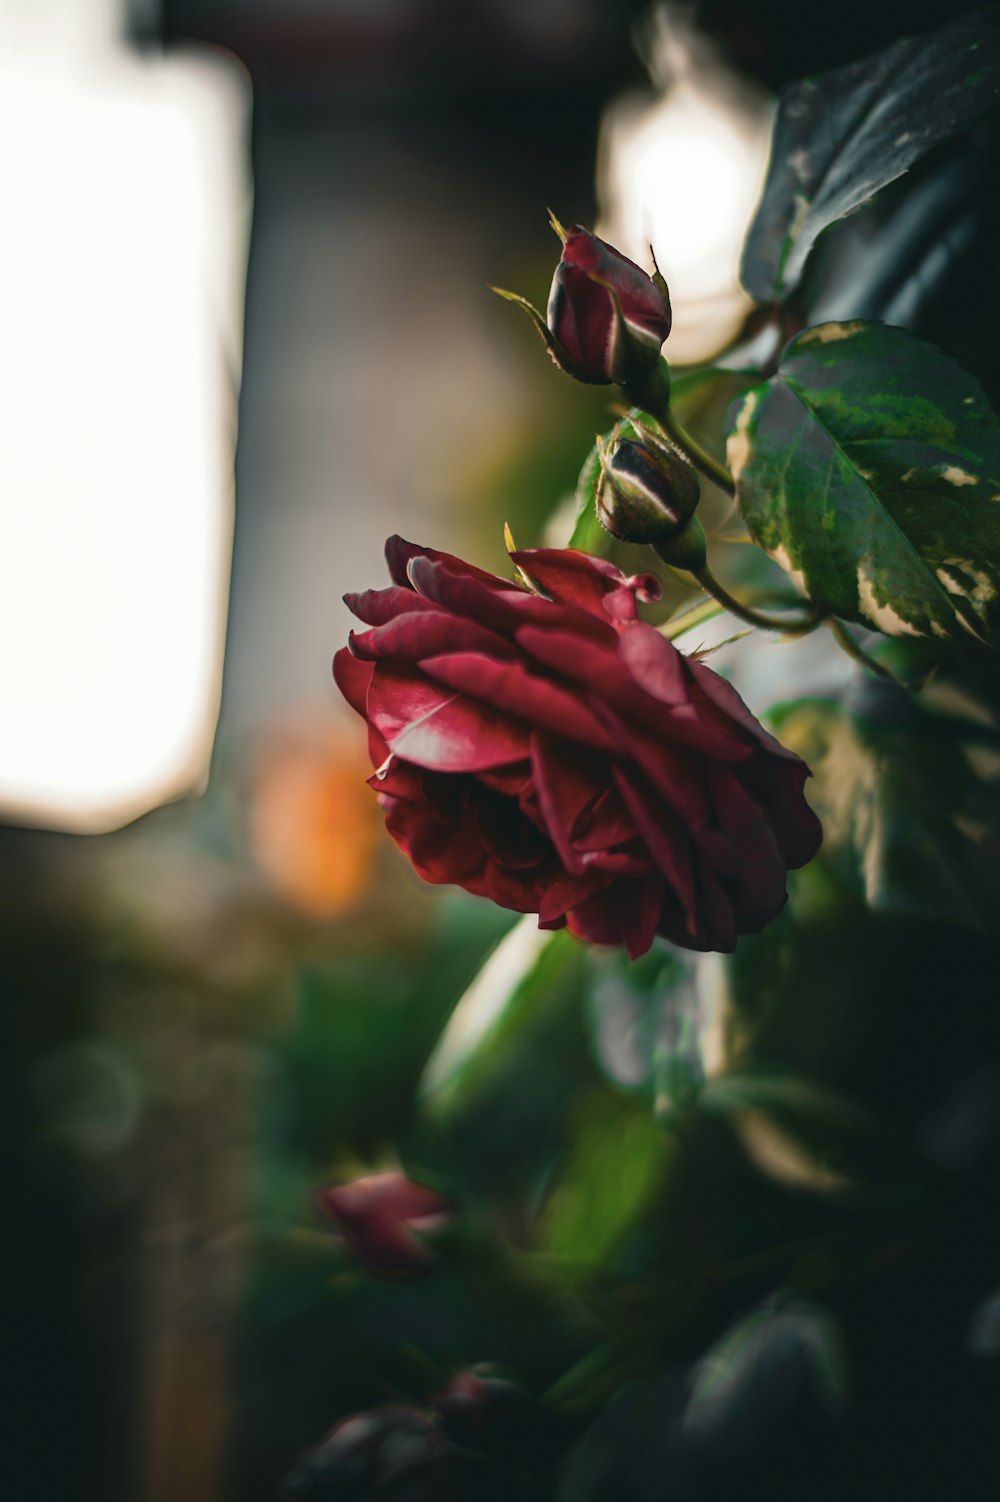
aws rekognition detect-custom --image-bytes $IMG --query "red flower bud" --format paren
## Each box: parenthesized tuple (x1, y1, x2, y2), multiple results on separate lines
(314, 1171, 454, 1277)
(333, 537, 822, 959)
(493, 215, 671, 391)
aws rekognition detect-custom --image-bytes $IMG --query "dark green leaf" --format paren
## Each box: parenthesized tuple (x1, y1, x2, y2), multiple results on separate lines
(568, 438, 606, 552)
(773, 693, 1000, 934)
(538, 1091, 669, 1276)
(729, 321, 1000, 642)
(686, 1294, 850, 1434)
(699, 1070, 920, 1197)
(742, 8, 1000, 302)
(583, 941, 708, 1128)
(418, 918, 581, 1108)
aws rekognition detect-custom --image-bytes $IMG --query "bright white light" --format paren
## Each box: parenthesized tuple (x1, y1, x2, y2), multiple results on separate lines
(0, 0, 250, 831)
(598, 18, 773, 365)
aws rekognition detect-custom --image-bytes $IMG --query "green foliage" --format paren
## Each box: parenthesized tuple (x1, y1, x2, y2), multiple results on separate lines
(772, 689, 1000, 934)
(538, 1091, 669, 1277)
(741, 7, 1000, 302)
(729, 321, 1000, 642)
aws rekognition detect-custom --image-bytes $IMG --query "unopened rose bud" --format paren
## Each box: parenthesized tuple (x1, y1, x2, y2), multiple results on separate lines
(493, 213, 671, 393)
(314, 1170, 454, 1278)
(595, 423, 700, 550)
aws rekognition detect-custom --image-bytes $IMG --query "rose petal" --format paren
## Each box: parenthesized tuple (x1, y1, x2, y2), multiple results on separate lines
(573, 785, 636, 851)
(466, 859, 554, 914)
(516, 627, 750, 762)
(562, 228, 671, 341)
(420, 652, 619, 754)
(334, 647, 374, 718)
(349, 612, 516, 664)
(368, 664, 529, 772)
(617, 621, 689, 706)
(474, 762, 532, 797)
(685, 656, 800, 761)
(567, 875, 665, 959)
(737, 754, 823, 871)
(547, 260, 616, 378)
(367, 757, 423, 800)
(475, 792, 551, 870)
(529, 732, 609, 875)
(344, 586, 441, 626)
(407, 554, 615, 647)
(509, 548, 632, 621)
(384, 536, 507, 593)
(694, 861, 738, 952)
(387, 797, 486, 884)
(595, 703, 713, 838)
(537, 866, 615, 924)
(613, 765, 705, 947)
(578, 847, 653, 878)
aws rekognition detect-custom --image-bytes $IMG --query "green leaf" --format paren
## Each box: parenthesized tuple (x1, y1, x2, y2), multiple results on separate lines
(583, 942, 705, 1116)
(772, 693, 1000, 934)
(686, 1294, 851, 1431)
(418, 917, 581, 1106)
(729, 321, 1000, 643)
(699, 1070, 919, 1197)
(568, 437, 607, 551)
(409, 920, 600, 1200)
(741, 7, 1000, 302)
(538, 1091, 669, 1277)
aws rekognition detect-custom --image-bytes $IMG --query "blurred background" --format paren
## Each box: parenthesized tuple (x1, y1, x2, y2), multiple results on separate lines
(1, 1, 992, 1499)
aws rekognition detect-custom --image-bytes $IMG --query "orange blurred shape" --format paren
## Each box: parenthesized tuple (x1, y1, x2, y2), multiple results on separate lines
(250, 718, 378, 919)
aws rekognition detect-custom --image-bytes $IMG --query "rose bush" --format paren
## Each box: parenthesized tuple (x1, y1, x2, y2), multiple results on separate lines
(334, 538, 821, 958)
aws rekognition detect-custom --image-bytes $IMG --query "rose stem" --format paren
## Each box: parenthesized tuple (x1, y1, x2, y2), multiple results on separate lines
(691, 563, 823, 636)
(655, 405, 736, 497)
(826, 618, 898, 679)
(626, 362, 736, 498)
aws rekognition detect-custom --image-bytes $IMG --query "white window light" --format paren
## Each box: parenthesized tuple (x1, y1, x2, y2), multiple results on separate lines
(597, 10, 773, 366)
(0, 0, 251, 832)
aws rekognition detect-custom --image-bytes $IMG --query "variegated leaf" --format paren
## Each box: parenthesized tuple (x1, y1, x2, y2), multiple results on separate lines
(728, 321, 1000, 644)
(742, 8, 1000, 303)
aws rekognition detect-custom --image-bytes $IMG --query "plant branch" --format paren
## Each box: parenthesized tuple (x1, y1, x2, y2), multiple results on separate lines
(692, 564, 823, 636)
(656, 405, 736, 498)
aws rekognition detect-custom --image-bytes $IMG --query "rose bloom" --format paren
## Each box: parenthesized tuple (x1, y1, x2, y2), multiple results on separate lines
(334, 538, 821, 958)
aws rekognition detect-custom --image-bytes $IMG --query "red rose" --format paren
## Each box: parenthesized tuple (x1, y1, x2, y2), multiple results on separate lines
(314, 1171, 454, 1276)
(334, 538, 821, 959)
(546, 224, 671, 386)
